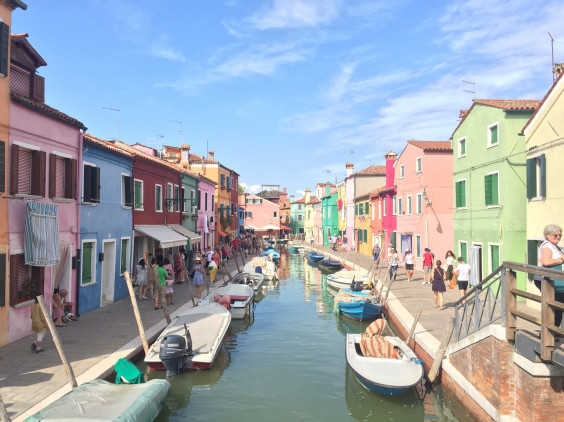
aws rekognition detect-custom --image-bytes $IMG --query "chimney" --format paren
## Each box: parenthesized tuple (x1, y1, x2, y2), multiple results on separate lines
(346, 163, 354, 177)
(305, 189, 311, 204)
(385, 151, 397, 189)
(180, 144, 190, 162)
(208, 151, 215, 161)
(283, 187, 287, 193)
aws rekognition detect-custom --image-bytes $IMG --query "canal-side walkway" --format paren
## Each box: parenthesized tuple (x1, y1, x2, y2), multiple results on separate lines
(0, 257, 246, 422)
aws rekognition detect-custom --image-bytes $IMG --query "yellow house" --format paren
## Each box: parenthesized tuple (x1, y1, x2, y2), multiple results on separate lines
(303, 189, 316, 241)
(354, 193, 372, 256)
(522, 70, 564, 295)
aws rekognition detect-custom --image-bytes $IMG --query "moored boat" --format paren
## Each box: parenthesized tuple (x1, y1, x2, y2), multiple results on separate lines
(145, 302, 231, 371)
(308, 252, 324, 262)
(334, 290, 382, 321)
(318, 259, 343, 272)
(243, 257, 278, 280)
(229, 272, 265, 293)
(201, 284, 254, 320)
(24, 379, 171, 422)
(345, 321, 424, 395)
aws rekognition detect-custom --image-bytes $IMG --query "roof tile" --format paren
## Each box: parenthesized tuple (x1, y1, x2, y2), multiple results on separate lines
(406, 140, 452, 152)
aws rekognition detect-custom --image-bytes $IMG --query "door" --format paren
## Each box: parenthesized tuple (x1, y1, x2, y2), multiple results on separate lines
(101, 240, 116, 306)
(401, 234, 412, 255)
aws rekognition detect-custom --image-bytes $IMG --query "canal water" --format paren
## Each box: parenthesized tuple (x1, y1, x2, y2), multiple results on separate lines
(145, 252, 473, 421)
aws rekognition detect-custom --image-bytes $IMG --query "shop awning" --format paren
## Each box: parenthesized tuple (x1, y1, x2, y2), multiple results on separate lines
(280, 225, 290, 230)
(135, 225, 188, 248)
(168, 225, 202, 242)
(243, 224, 257, 230)
(217, 227, 229, 237)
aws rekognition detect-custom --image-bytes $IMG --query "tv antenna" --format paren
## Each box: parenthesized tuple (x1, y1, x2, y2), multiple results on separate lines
(170, 120, 183, 144)
(102, 106, 120, 140)
(462, 80, 475, 99)
(549, 32, 555, 82)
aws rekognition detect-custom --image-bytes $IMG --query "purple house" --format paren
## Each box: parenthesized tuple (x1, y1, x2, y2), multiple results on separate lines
(7, 35, 86, 342)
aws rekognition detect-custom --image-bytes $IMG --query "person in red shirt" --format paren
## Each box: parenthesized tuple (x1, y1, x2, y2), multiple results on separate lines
(422, 248, 434, 285)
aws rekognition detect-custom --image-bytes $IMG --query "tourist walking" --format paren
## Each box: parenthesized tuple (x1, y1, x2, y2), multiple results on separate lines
(432, 260, 446, 309)
(422, 248, 434, 285)
(135, 258, 148, 300)
(373, 244, 381, 268)
(155, 261, 168, 310)
(174, 251, 185, 284)
(310, 234, 314, 246)
(147, 258, 158, 302)
(404, 250, 414, 282)
(331, 234, 338, 251)
(192, 256, 205, 300)
(454, 256, 471, 300)
(31, 297, 48, 353)
(534, 224, 564, 327)
(444, 250, 456, 285)
(388, 248, 399, 281)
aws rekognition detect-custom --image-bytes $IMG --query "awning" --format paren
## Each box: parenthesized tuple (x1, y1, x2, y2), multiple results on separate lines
(243, 224, 257, 230)
(168, 225, 201, 242)
(280, 225, 290, 230)
(135, 225, 188, 248)
(259, 224, 280, 231)
(217, 227, 229, 237)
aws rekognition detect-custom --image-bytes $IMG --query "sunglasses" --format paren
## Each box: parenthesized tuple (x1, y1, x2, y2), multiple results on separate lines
(552, 233, 562, 238)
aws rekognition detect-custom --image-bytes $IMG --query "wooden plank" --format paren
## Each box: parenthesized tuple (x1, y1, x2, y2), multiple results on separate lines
(508, 287, 541, 303)
(541, 278, 556, 361)
(504, 261, 564, 280)
(510, 309, 541, 325)
(546, 299, 564, 312)
(505, 269, 517, 341)
(124, 271, 149, 354)
(547, 325, 564, 337)
(406, 310, 422, 345)
(428, 317, 455, 383)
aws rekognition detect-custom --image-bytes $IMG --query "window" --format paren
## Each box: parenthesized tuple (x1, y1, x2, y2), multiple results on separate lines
(527, 154, 546, 199)
(415, 157, 422, 173)
(489, 244, 500, 273)
(458, 137, 466, 158)
(416, 193, 422, 214)
(455, 180, 467, 208)
(226, 205, 231, 216)
(211, 195, 215, 212)
(166, 183, 173, 212)
(81, 240, 96, 286)
(220, 174, 225, 188)
(122, 174, 133, 207)
(328, 207, 331, 218)
(174, 185, 180, 211)
(359, 203, 364, 216)
(10, 144, 45, 196)
(9, 254, 44, 306)
(459, 241, 468, 262)
(227, 177, 231, 189)
(355, 204, 358, 216)
(155, 184, 162, 212)
(415, 235, 421, 258)
(274, 211, 277, 218)
(378, 200, 382, 219)
(407, 196, 412, 215)
(363, 229, 367, 243)
(298, 204, 302, 210)
(245, 211, 252, 218)
(487, 123, 499, 147)
(400, 164, 405, 178)
(204, 192, 208, 211)
(191, 190, 196, 213)
(181, 187, 186, 213)
(383, 198, 387, 216)
(484, 172, 499, 206)
(0, 22, 9, 77)
(231, 202, 235, 216)
(371, 203, 375, 219)
(120, 238, 130, 275)
(298, 215, 303, 221)
(49, 154, 77, 200)
(134, 179, 144, 210)
(220, 203, 225, 217)
(398, 197, 403, 215)
(364, 202, 369, 214)
(82, 163, 100, 203)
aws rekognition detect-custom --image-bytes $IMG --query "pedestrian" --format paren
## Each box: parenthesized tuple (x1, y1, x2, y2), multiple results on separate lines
(422, 247, 434, 285)
(444, 250, 456, 285)
(165, 275, 174, 305)
(206, 247, 214, 269)
(310, 234, 314, 246)
(534, 224, 564, 327)
(163, 258, 173, 280)
(338, 236, 342, 250)
(454, 256, 471, 300)
(52, 292, 66, 327)
(331, 234, 338, 251)
(373, 244, 381, 268)
(135, 258, 148, 300)
(147, 258, 158, 302)
(192, 256, 205, 300)
(155, 261, 168, 310)
(403, 250, 414, 282)
(31, 297, 48, 353)
(432, 260, 446, 309)
(388, 248, 399, 281)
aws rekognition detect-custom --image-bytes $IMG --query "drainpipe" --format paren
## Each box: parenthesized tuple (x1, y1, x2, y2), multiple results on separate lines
(75, 131, 84, 317)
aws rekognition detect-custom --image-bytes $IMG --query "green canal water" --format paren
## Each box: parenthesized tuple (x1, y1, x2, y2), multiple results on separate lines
(145, 252, 474, 421)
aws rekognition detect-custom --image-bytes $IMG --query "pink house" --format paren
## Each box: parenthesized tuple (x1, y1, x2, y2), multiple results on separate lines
(394, 141, 453, 267)
(197, 176, 216, 251)
(8, 35, 86, 342)
(380, 152, 397, 254)
(244, 194, 280, 234)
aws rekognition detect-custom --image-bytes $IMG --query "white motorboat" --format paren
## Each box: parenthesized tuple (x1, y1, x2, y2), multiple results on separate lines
(327, 270, 370, 288)
(201, 283, 254, 320)
(230, 272, 265, 293)
(243, 257, 278, 280)
(145, 302, 231, 371)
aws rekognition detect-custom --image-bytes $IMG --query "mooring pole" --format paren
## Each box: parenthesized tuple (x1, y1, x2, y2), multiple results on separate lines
(428, 317, 455, 383)
(406, 310, 423, 346)
(124, 272, 149, 354)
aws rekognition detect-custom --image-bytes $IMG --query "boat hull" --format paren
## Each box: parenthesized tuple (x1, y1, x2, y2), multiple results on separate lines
(345, 334, 424, 396)
(308, 253, 324, 261)
(202, 284, 254, 320)
(339, 301, 382, 321)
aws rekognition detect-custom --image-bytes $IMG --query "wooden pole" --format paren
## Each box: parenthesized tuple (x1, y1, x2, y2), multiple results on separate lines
(406, 310, 423, 345)
(0, 394, 11, 422)
(124, 272, 149, 354)
(383, 272, 394, 304)
(240, 247, 247, 272)
(428, 317, 455, 383)
(233, 247, 241, 274)
(36, 295, 78, 389)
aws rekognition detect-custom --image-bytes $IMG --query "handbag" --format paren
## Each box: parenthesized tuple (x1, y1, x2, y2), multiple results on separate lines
(449, 275, 457, 289)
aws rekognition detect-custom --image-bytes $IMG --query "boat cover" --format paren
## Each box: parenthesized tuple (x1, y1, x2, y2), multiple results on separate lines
(360, 320, 394, 358)
(24, 379, 170, 422)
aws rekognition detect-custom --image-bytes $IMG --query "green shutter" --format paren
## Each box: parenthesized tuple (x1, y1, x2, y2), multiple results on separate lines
(527, 240, 538, 280)
(134, 180, 141, 209)
(82, 243, 92, 285)
(526, 158, 537, 199)
(364, 202, 369, 214)
(455, 182, 461, 207)
(539, 154, 546, 197)
(364, 229, 367, 243)
(490, 125, 498, 145)
(491, 173, 498, 205)
(460, 139, 466, 155)
(460, 243, 467, 262)
(490, 245, 500, 271)
(485, 175, 492, 206)
(121, 239, 127, 274)
(0, 22, 8, 77)
(416, 236, 421, 257)
(485, 174, 499, 206)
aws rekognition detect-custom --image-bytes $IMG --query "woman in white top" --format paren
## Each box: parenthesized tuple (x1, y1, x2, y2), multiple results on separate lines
(444, 250, 456, 284)
(403, 251, 414, 282)
(135, 258, 148, 300)
(388, 248, 399, 281)
(535, 224, 564, 327)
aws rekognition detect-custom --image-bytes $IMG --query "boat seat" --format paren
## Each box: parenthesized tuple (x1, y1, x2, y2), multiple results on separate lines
(229, 295, 250, 303)
(214, 295, 231, 310)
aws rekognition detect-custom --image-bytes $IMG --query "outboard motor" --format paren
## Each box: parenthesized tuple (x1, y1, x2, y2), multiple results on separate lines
(159, 326, 193, 377)
(350, 277, 364, 292)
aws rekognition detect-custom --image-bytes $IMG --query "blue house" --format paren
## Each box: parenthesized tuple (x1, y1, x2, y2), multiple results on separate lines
(79, 135, 134, 314)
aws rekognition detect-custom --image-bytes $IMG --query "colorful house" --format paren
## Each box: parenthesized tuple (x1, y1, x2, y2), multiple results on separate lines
(522, 71, 564, 294)
(452, 99, 540, 287)
(244, 194, 280, 235)
(321, 183, 338, 247)
(354, 192, 371, 255)
(303, 189, 315, 240)
(8, 35, 86, 343)
(369, 187, 385, 251)
(0, 0, 27, 347)
(196, 176, 216, 251)
(380, 152, 398, 253)
(337, 181, 346, 241)
(394, 141, 453, 267)
(79, 135, 133, 314)
(289, 195, 305, 235)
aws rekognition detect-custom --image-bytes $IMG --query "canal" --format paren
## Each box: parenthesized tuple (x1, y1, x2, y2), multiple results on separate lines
(146, 252, 473, 421)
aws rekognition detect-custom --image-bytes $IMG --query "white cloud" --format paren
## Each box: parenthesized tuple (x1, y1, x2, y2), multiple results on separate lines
(247, 0, 342, 30)
(148, 35, 186, 62)
(240, 182, 262, 194)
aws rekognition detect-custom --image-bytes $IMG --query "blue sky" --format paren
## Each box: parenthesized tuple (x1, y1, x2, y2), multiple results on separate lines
(12, 0, 564, 197)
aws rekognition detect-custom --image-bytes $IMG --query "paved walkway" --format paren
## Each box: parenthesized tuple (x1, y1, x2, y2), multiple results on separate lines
(0, 241, 463, 420)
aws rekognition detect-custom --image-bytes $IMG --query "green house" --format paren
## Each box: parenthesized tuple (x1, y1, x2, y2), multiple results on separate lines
(321, 183, 338, 247)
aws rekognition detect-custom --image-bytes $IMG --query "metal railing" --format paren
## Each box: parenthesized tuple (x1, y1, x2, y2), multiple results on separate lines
(454, 265, 505, 341)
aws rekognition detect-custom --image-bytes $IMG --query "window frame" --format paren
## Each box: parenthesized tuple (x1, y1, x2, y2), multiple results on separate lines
(415, 235, 421, 258)
(487, 122, 500, 148)
(49, 152, 77, 201)
(82, 161, 100, 204)
(173, 184, 180, 212)
(416, 193, 422, 214)
(407, 195, 412, 215)
(527, 153, 546, 200)
(166, 183, 173, 212)
(81, 239, 97, 287)
(484, 171, 500, 207)
(155, 184, 163, 212)
(133, 179, 144, 210)
(383, 198, 387, 217)
(458, 137, 467, 158)
(415, 156, 422, 173)
(121, 173, 132, 208)
(455, 179, 467, 209)
(400, 164, 405, 179)
(120, 236, 131, 276)
(11, 142, 45, 198)
(459, 241, 468, 263)
(488, 242, 501, 274)
(398, 197, 403, 215)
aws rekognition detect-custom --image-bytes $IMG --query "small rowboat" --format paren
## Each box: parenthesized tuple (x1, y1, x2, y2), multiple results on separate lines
(230, 272, 265, 293)
(202, 284, 254, 320)
(318, 259, 343, 272)
(335, 289, 382, 321)
(345, 320, 424, 395)
(308, 252, 324, 262)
